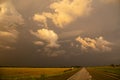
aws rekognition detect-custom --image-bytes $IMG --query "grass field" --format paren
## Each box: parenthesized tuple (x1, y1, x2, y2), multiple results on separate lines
(87, 66, 120, 80)
(0, 67, 80, 80)
(1, 66, 119, 80)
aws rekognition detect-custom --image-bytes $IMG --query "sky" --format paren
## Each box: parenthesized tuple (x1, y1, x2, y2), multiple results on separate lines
(0, 0, 120, 67)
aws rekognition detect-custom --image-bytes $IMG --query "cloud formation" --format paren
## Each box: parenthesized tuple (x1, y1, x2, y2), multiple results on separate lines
(76, 36, 112, 52)
(0, 1, 24, 25)
(33, 41, 44, 46)
(0, 0, 24, 49)
(0, 30, 18, 50)
(100, 0, 120, 4)
(33, 14, 48, 28)
(31, 28, 60, 48)
(33, 0, 92, 28)
(31, 28, 65, 57)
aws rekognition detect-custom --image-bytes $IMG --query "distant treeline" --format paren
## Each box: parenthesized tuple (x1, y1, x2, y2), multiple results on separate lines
(0, 64, 120, 68)
(110, 64, 120, 67)
(0, 66, 82, 68)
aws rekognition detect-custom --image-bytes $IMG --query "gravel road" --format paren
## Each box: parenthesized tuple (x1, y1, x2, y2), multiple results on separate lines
(67, 68, 92, 80)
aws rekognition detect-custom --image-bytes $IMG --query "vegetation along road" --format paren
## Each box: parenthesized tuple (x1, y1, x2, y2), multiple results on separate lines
(87, 66, 120, 80)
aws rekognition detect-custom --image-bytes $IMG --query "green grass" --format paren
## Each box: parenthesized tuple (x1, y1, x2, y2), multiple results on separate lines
(87, 66, 120, 80)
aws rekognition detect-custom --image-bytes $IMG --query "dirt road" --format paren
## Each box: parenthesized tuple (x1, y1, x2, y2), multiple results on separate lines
(67, 68, 92, 80)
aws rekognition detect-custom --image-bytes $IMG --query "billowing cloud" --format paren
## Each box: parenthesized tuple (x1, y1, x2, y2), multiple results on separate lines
(33, 14, 48, 28)
(76, 36, 112, 52)
(0, 1, 24, 25)
(100, 0, 120, 4)
(0, 0, 24, 49)
(0, 30, 18, 50)
(0, 30, 17, 39)
(31, 28, 64, 57)
(33, 41, 44, 46)
(33, 0, 92, 28)
(31, 28, 60, 48)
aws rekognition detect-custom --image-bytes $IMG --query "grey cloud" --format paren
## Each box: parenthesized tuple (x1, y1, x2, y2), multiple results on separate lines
(0, 0, 24, 50)
(100, 0, 120, 4)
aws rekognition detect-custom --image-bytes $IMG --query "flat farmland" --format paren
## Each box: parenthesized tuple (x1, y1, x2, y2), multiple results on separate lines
(87, 66, 120, 80)
(0, 67, 79, 80)
(1, 66, 119, 80)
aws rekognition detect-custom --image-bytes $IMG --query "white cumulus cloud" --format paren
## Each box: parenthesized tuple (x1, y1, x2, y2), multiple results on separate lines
(76, 36, 112, 52)
(31, 28, 60, 48)
(33, 0, 92, 28)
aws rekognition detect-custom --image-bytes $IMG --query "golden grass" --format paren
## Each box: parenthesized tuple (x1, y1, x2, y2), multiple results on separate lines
(0, 68, 71, 76)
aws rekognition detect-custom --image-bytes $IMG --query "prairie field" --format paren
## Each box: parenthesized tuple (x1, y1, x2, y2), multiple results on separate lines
(0, 67, 79, 80)
(0, 66, 120, 80)
(87, 66, 120, 80)
(0, 68, 71, 76)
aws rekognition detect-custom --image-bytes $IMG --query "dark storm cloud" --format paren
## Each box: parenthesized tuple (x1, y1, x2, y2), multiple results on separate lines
(0, 0, 8, 4)
(0, 0, 120, 67)
(0, 0, 24, 50)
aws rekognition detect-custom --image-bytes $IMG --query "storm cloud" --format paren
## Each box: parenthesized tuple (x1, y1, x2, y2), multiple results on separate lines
(33, 0, 92, 28)
(76, 36, 112, 52)
(31, 28, 60, 48)
(0, 0, 24, 50)
(0, 0, 119, 67)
